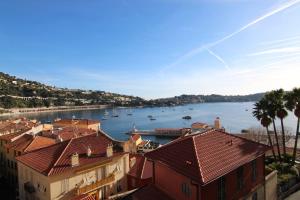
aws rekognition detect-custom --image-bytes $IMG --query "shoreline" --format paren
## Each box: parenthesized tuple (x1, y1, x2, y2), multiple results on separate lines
(0, 104, 110, 117)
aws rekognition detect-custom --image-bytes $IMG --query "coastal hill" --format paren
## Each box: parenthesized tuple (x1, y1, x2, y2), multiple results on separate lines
(0, 72, 263, 109)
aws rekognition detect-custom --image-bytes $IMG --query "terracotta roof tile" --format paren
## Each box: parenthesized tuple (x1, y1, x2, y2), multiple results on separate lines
(0, 129, 29, 141)
(54, 119, 100, 126)
(146, 130, 270, 185)
(131, 134, 141, 142)
(17, 133, 126, 176)
(128, 154, 152, 179)
(6, 134, 56, 153)
(125, 184, 174, 200)
(71, 194, 96, 200)
(43, 127, 96, 141)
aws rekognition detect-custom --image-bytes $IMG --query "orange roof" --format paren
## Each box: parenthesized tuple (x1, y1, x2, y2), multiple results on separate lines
(131, 134, 141, 142)
(71, 194, 95, 200)
(17, 133, 126, 176)
(128, 154, 152, 179)
(126, 184, 174, 200)
(54, 119, 100, 126)
(43, 127, 96, 141)
(146, 130, 270, 185)
(0, 128, 31, 142)
(6, 134, 56, 153)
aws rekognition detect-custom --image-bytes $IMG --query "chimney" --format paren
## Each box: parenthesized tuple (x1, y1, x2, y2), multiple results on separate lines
(214, 117, 221, 129)
(71, 153, 79, 167)
(106, 143, 113, 157)
(57, 135, 63, 143)
(87, 146, 92, 157)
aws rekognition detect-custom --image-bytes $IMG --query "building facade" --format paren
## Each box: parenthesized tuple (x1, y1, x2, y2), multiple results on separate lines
(17, 133, 129, 200)
(129, 130, 270, 200)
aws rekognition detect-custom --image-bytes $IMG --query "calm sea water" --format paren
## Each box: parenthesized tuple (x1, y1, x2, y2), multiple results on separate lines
(4, 102, 299, 144)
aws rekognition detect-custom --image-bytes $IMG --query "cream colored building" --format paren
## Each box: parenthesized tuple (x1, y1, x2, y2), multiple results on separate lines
(53, 119, 100, 132)
(17, 133, 129, 200)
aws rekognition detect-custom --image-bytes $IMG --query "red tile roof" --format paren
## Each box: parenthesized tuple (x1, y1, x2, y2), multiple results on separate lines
(0, 128, 31, 142)
(54, 119, 100, 126)
(128, 154, 152, 179)
(131, 134, 141, 142)
(42, 127, 96, 141)
(146, 130, 270, 185)
(127, 184, 174, 200)
(17, 133, 125, 176)
(71, 194, 96, 200)
(6, 134, 56, 153)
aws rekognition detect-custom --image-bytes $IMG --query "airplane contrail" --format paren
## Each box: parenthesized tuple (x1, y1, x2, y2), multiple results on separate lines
(162, 0, 300, 72)
(206, 48, 230, 70)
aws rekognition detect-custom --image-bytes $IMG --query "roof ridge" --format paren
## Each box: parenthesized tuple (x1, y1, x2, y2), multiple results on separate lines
(23, 134, 36, 152)
(140, 157, 147, 179)
(191, 136, 204, 184)
(47, 138, 73, 176)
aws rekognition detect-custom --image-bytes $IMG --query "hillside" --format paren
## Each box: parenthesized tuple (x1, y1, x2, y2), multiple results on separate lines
(0, 72, 145, 109)
(0, 72, 264, 109)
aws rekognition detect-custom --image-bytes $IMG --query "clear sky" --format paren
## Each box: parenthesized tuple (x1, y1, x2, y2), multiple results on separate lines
(1, 0, 300, 99)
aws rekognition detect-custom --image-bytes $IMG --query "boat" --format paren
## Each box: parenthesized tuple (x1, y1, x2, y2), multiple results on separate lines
(150, 118, 156, 121)
(127, 113, 132, 116)
(147, 115, 153, 118)
(189, 108, 193, 110)
(104, 110, 109, 116)
(182, 116, 192, 120)
(112, 114, 119, 117)
(101, 117, 108, 120)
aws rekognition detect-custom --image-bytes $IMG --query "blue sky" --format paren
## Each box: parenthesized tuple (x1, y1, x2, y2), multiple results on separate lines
(1, 0, 300, 99)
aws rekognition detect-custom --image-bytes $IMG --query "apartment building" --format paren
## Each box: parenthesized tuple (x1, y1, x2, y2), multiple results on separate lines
(16, 133, 129, 200)
(129, 130, 270, 200)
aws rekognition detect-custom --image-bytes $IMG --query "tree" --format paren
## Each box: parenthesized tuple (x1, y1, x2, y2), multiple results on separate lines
(253, 100, 277, 160)
(265, 92, 282, 162)
(285, 88, 300, 163)
(273, 89, 288, 156)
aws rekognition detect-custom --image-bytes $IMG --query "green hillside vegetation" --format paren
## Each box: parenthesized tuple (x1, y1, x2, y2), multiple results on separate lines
(0, 72, 264, 109)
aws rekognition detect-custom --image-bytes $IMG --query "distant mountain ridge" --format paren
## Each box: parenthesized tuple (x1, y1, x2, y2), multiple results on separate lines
(0, 72, 264, 109)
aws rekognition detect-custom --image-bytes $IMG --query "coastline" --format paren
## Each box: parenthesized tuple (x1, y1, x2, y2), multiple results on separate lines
(0, 104, 110, 117)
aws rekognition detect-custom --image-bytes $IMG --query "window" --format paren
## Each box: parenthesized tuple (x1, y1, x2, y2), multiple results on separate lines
(252, 192, 257, 200)
(218, 177, 226, 200)
(14, 162, 17, 170)
(237, 166, 244, 191)
(181, 183, 191, 197)
(14, 150, 17, 157)
(7, 159, 10, 168)
(252, 160, 257, 182)
(61, 179, 69, 194)
(117, 180, 122, 193)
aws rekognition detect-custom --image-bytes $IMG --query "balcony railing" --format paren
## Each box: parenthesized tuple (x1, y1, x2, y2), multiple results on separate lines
(77, 174, 115, 195)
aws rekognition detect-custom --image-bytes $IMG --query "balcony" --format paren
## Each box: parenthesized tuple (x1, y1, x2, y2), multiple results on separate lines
(77, 174, 115, 195)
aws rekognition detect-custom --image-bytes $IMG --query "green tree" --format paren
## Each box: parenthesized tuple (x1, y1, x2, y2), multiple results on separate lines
(273, 89, 288, 156)
(285, 88, 300, 163)
(265, 92, 282, 162)
(253, 100, 276, 161)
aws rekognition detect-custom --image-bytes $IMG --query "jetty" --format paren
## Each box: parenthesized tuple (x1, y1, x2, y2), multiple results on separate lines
(125, 127, 191, 137)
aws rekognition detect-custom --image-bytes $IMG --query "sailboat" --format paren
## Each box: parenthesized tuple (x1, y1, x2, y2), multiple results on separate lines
(104, 110, 109, 116)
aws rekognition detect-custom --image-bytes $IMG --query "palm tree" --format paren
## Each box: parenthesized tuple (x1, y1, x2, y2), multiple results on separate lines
(265, 92, 282, 162)
(273, 89, 288, 156)
(285, 88, 300, 163)
(253, 100, 276, 161)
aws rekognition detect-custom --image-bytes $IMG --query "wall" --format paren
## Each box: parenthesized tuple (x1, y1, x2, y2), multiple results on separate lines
(265, 170, 277, 200)
(201, 155, 266, 200)
(18, 162, 51, 200)
(154, 161, 198, 200)
(18, 154, 129, 200)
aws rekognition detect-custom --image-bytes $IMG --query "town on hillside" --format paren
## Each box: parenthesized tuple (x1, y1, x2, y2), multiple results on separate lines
(1, 103, 300, 200)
